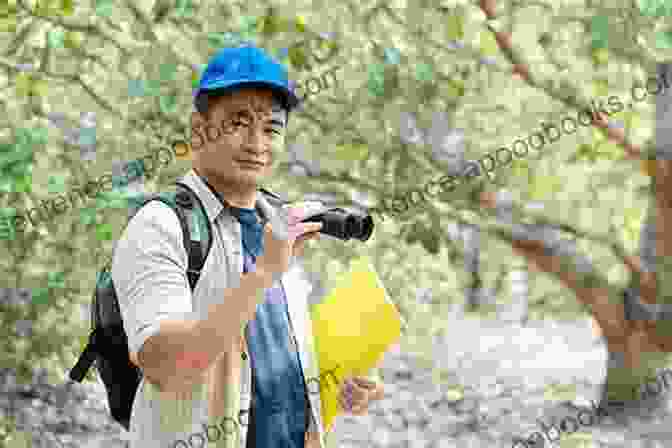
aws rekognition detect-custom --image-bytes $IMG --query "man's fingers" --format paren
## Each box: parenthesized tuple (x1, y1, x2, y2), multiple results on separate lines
(351, 376, 377, 389)
(296, 231, 321, 244)
(287, 222, 323, 240)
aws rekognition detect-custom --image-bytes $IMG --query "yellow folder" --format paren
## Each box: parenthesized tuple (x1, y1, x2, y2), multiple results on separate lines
(309, 255, 404, 431)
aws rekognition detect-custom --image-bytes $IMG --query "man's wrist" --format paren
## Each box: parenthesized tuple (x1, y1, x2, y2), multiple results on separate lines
(249, 266, 276, 289)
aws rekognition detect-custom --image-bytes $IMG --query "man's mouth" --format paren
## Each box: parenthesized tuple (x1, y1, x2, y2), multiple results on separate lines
(236, 160, 265, 168)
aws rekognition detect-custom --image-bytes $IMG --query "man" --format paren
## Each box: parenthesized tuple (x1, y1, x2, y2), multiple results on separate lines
(111, 44, 384, 448)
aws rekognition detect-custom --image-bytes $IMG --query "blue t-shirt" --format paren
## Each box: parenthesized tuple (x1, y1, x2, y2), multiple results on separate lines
(230, 207, 310, 448)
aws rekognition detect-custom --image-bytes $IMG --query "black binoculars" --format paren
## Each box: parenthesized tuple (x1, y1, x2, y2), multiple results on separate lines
(301, 208, 374, 242)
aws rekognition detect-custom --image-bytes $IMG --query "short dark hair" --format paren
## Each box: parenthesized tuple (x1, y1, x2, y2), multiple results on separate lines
(194, 84, 290, 120)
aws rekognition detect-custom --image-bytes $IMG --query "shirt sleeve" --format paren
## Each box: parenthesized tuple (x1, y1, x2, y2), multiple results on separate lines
(111, 200, 194, 358)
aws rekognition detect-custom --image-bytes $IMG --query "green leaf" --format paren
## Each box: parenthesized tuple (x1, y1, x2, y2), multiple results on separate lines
(421, 234, 440, 254)
(655, 30, 672, 49)
(287, 42, 312, 72)
(95, 222, 114, 240)
(530, 172, 562, 200)
(207, 31, 243, 49)
(591, 15, 609, 49)
(15, 127, 33, 147)
(159, 94, 178, 114)
(0, 148, 29, 169)
(31, 287, 51, 305)
(638, 0, 665, 17)
(30, 127, 49, 145)
(174, 0, 192, 17)
(144, 79, 162, 96)
(479, 29, 499, 57)
(79, 207, 97, 225)
(15, 73, 32, 97)
(334, 143, 369, 161)
(47, 271, 66, 289)
(509, 159, 531, 182)
(446, 10, 464, 41)
(367, 64, 386, 96)
(95, 0, 114, 17)
(47, 175, 66, 194)
(0, 178, 14, 193)
(48, 29, 65, 48)
(12, 174, 31, 193)
(0, 208, 16, 241)
(415, 63, 434, 82)
(159, 63, 177, 81)
(446, 79, 465, 98)
(61, 0, 74, 16)
(0, 219, 14, 240)
(240, 15, 258, 33)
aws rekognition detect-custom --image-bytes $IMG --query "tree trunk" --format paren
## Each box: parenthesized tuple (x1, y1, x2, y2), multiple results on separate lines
(599, 62, 672, 414)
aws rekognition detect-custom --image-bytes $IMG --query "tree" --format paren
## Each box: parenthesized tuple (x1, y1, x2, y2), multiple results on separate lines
(1, 0, 672, 443)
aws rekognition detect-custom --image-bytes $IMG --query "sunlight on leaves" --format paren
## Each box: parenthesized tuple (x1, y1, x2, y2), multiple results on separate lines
(334, 143, 369, 162)
(479, 29, 499, 57)
(560, 432, 594, 448)
(592, 79, 609, 97)
(15, 73, 32, 97)
(446, 9, 464, 42)
(543, 382, 577, 402)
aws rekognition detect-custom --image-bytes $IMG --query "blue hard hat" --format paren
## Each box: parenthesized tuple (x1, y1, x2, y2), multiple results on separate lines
(194, 44, 300, 112)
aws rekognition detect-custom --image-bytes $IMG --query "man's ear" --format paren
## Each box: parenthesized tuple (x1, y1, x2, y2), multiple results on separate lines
(191, 111, 207, 151)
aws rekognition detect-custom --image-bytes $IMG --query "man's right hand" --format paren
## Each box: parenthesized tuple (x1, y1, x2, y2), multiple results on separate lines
(256, 220, 322, 281)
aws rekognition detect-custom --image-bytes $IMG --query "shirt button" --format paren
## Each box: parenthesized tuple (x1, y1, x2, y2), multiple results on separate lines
(241, 352, 248, 360)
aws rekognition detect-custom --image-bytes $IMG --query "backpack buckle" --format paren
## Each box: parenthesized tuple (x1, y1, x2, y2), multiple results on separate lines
(175, 190, 193, 209)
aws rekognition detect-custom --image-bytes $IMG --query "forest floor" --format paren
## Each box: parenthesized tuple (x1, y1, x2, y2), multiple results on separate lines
(3, 315, 672, 448)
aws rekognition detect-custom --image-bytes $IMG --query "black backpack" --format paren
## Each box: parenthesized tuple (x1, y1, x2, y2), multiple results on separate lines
(68, 181, 285, 431)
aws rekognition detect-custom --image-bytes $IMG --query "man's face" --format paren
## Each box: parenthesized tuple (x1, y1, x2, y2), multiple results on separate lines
(191, 87, 287, 188)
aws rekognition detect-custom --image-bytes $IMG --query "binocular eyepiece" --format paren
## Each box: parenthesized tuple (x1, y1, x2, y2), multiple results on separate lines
(301, 208, 374, 242)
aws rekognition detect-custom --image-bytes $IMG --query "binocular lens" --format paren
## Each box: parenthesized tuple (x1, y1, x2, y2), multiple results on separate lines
(345, 215, 373, 241)
(301, 208, 374, 242)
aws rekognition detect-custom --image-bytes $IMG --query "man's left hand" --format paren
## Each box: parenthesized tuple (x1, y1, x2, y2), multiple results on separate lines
(337, 377, 385, 415)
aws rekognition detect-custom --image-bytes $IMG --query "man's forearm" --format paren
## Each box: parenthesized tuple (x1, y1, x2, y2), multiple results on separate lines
(193, 268, 274, 352)
(138, 268, 275, 389)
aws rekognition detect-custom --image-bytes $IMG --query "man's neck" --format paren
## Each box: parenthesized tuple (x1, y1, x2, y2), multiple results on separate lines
(195, 168, 257, 209)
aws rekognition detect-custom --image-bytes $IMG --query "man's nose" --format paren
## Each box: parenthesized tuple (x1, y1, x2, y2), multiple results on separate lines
(243, 126, 266, 152)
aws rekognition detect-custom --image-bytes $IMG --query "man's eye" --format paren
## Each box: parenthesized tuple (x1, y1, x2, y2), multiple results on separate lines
(233, 119, 249, 127)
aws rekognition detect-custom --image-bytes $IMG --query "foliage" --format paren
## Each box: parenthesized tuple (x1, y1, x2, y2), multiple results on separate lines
(0, 0, 670, 408)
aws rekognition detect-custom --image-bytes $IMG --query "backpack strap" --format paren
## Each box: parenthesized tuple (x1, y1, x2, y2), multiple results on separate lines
(174, 182, 213, 290)
(125, 184, 212, 291)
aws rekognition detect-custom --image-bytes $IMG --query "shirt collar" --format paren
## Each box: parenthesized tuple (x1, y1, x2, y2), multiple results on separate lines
(179, 168, 276, 225)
